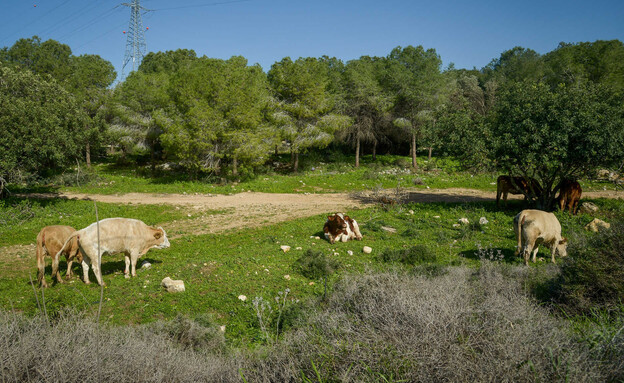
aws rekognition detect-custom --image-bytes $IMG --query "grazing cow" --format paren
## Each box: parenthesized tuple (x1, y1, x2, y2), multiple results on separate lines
(557, 179, 582, 215)
(496, 175, 543, 207)
(323, 213, 363, 244)
(36, 225, 82, 287)
(56, 218, 170, 286)
(513, 209, 567, 266)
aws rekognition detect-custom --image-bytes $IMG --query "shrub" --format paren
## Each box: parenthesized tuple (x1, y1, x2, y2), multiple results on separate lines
(380, 244, 436, 265)
(555, 221, 624, 315)
(294, 249, 339, 280)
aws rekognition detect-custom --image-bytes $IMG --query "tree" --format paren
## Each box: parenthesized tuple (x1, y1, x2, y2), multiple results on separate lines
(2, 36, 73, 83)
(340, 57, 390, 167)
(0, 65, 84, 183)
(268, 57, 350, 172)
(66, 54, 116, 167)
(489, 81, 624, 207)
(483, 46, 544, 84)
(160, 56, 274, 177)
(383, 46, 444, 169)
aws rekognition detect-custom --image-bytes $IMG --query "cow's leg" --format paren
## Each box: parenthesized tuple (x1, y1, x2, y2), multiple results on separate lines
(532, 246, 539, 263)
(572, 199, 580, 215)
(37, 245, 48, 288)
(124, 252, 131, 279)
(81, 257, 91, 285)
(496, 189, 501, 207)
(503, 192, 509, 207)
(51, 252, 63, 284)
(130, 251, 141, 277)
(523, 232, 537, 266)
(352, 221, 363, 241)
(550, 246, 557, 264)
(66, 257, 73, 278)
(91, 260, 105, 286)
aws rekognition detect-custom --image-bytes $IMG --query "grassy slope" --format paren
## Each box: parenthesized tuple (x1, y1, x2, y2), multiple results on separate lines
(1, 196, 619, 345)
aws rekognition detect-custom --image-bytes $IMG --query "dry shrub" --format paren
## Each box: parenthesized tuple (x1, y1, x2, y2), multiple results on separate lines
(242, 264, 607, 382)
(0, 310, 237, 383)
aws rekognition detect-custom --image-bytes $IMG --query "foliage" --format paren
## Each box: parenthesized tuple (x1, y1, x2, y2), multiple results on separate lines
(294, 249, 339, 279)
(554, 221, 624, 315)
(380, 244, 436, 265)
(0, 65, 84, 181)
(488, 81, 624, 207)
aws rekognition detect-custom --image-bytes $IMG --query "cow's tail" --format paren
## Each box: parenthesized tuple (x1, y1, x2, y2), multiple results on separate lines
(54, 232, 80, 262)
(514, 212, 527, 256)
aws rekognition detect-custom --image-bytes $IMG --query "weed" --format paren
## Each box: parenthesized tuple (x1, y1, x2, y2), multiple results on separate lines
(380, 245, 436, 265)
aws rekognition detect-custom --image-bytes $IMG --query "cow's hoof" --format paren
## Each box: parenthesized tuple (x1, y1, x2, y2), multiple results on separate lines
(124, 274, 130, 279)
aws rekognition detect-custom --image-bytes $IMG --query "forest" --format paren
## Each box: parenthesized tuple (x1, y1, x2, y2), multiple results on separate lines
(1, 37, 623, 205)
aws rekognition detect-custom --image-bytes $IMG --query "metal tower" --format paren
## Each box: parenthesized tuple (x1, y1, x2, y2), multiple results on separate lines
(121, 0, 148, 78)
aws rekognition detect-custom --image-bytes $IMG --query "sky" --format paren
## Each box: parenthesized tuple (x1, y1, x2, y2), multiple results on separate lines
(1, 0, 623, 82)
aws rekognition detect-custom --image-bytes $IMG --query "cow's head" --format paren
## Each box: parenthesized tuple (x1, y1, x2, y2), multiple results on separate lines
(327, 214, 348, 232)
(556, 237, 568, 258)
(153, 227, 170, 249)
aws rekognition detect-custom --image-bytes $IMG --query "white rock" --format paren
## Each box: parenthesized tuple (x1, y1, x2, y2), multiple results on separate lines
(238, 295, 247, 301)
(283, 275, 291, 280)
(409, 210, 415, 215)
(347, 250, 354, 256)
(579, 202, 599, 214)
(280, 245, 291, 252)
(479, 217, 489, 225)
(458, 218, 470, 225)
(433, 215, 440, 219)
(381, 226, 397, 233)
(296, 247, 302, 250)
(161, 277, 185, 293)
(219, 325, 226, 332)
(452, 223, 461, 228)
(585, 218, 610, 232)
(363, 246, 372, 254)
(140, 261, 151, 269)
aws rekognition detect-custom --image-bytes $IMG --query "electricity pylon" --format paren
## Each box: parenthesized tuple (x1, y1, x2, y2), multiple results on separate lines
(121, 0, 149, 79)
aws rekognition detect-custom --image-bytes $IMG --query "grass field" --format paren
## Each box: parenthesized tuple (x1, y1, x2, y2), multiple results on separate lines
(2, 193, 621, 346)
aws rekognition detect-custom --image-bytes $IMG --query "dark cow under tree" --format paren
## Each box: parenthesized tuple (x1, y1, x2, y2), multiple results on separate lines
(496, 175, 543, 207)
(557, 179, 582, 215)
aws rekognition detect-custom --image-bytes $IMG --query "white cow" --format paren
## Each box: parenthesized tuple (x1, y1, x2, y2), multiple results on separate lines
(513, 209, 567, 265)
(56, 218, 170, 286)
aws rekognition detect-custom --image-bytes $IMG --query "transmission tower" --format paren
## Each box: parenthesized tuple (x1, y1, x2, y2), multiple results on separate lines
(121, 0, 149, 79)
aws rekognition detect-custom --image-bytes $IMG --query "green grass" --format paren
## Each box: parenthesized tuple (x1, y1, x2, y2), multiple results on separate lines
(3, 195, 620, 345)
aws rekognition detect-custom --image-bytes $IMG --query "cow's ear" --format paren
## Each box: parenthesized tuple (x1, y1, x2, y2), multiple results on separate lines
(560, 237, 567, 244)
(344, 215, 350, 221)
(327, 215, 334, 221)
(154, 230, 163, 239)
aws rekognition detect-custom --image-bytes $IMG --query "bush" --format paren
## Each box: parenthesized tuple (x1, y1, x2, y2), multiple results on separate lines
(555, 221, 624, 315)
(294, 249, 339, 280)
(380, 244, 436, 265)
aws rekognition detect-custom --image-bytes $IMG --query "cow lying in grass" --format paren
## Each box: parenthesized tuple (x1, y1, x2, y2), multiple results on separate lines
(323, 213, 363, 244)
(513, 209, 567, 265)
(36, 225, 82, 287)
(56, 218, 170, 286)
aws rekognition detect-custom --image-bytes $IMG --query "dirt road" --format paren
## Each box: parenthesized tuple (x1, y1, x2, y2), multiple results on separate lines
(22, 188, 623, 238)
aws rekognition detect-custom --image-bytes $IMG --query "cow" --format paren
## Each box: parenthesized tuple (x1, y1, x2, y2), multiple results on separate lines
(323, 213, 363, 244)
(557, 179, 582, 215)
(513, 209, 567, 266)
(56, 218, 170, 286)
(496, 175, 543, 207)
(36, 225, 82, 288)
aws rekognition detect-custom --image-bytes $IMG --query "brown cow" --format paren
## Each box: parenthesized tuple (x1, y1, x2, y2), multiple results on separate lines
(56, 218, 170, 286)
(36, 225, 82, 287)
(557, 179, 582, 215)
(496, 175, 542, 207)
(323, 213, 363, 244)
(513, 210, 567, 265)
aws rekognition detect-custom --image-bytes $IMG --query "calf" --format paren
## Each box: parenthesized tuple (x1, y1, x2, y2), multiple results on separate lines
(513, 209, 567, 266)
(323, 213, 363, 244)
(557, 179, 582, 215)
(56, 218, 170, 286)
(496, 175, 542, 207)
(36, 225, 82, 287)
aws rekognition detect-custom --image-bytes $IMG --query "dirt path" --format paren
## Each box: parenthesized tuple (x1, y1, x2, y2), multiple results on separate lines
(19, 188, 623, 238)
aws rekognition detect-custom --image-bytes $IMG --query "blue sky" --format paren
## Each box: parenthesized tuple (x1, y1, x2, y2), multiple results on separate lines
(1, 0, 622, 81)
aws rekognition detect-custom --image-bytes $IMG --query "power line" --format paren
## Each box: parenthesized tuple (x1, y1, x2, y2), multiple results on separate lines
(0, 0, 73, 46)
(55, 5, 124, 42)
(150, 0, 250, 12)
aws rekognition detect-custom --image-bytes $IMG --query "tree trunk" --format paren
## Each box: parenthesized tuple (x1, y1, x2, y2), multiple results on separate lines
(372, 142, 377, 161)
(428, 147, 432, 161)
(275, 145, 279, 156)
(293, 152, 299, 173)
(232, 156, 238, 176)
(355, 137, 360, 168)
(85, 142, 91, 168)
(411, 133, 418, 170)
(150, 148, 156, 177)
